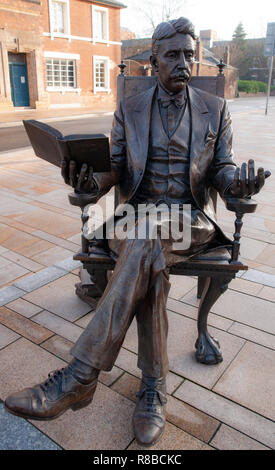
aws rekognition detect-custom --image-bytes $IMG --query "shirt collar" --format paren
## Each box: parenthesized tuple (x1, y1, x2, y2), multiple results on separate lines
(157, 81, 186, 101)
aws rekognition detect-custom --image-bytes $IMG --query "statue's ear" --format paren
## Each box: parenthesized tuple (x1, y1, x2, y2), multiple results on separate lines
(150, 55, 158, 72)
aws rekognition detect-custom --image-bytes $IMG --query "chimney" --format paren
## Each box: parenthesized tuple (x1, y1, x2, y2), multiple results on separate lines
(224, 46, 230, 65)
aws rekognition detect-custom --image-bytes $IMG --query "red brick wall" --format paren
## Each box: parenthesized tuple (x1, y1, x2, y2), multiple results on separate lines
(42, 0, 122, 108)
(0, 0, 43, 33)
(199, 63, 238, 99)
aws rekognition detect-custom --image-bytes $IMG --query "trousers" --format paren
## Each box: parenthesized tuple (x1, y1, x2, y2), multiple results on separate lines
(71, 208, 216, 377)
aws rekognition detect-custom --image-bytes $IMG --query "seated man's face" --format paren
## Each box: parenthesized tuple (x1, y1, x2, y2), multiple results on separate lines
(152, 33, 195, 94)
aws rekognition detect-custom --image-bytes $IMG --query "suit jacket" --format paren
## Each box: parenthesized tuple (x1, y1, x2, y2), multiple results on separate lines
(93, 83, 236, 239)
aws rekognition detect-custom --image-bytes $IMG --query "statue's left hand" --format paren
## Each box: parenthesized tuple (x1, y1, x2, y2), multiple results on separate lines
(229, 159, 271, 198)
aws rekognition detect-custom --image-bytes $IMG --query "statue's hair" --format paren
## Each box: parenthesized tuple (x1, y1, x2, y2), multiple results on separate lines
(152, 17, 196, 55)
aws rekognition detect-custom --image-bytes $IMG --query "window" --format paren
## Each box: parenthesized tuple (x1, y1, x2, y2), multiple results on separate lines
(93, 57, 110, 92)
(46, 58, 76, 88)
(92, 6, 108, 42)
(49, 0, 70, 36)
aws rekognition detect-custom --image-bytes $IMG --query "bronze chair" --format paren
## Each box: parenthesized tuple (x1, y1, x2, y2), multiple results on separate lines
(69, 64, 257, 365)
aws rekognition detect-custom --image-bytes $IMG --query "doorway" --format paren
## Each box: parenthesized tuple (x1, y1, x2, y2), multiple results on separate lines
(8, 53, 30, 107)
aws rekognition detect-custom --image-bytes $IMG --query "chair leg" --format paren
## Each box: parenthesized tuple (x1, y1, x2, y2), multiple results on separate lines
(197, 276, 207, 299)
(75, 266, 109, 309)
(195, 274, 234, 365)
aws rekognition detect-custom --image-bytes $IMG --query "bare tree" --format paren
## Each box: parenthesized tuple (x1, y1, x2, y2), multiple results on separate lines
(129, 0, 196, 36)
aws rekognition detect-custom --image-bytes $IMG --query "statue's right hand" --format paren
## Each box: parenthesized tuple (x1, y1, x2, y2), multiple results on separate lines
(61, 159, 77, 187)
(61, 161, 97, 194)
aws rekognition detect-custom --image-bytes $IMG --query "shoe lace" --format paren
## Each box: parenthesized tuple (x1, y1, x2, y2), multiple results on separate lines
(40, 368, 66, 393)
(137, 387, 165, 413)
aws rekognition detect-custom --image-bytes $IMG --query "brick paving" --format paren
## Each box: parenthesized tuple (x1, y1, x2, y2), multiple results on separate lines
(0, 97, 274, 450)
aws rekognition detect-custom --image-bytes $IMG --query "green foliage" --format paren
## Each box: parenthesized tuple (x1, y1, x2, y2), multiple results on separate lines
(232, 22, 247, 42)
(238, 80, 268, 93)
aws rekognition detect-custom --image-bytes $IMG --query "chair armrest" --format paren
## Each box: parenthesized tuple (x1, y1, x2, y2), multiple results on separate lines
(224, 197, 258, 264)
(225, 197, 257, 214)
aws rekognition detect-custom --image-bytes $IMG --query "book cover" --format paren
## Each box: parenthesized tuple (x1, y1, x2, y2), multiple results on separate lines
(23, 119, 110, 173)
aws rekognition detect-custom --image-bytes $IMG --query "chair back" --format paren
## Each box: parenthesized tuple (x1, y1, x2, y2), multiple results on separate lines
(117, 74, 225, 105)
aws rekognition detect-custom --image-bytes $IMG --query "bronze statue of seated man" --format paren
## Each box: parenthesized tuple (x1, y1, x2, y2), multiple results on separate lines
(4, 17, 270, 448)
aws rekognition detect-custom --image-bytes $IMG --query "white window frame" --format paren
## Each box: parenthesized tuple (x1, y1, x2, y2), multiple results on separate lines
(44, 51, 81, 94)
(93, 56, 110, 93)
(49, 0, 71, 40)
(91, 5, 109, 45)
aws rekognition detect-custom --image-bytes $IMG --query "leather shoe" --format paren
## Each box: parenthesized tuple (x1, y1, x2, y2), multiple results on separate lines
(4, 366, 99, 421)
(133, 375, 167, 447)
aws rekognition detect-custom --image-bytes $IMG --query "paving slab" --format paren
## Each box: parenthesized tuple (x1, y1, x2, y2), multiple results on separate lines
(229, 277, 263, 296)
(167, 298, 234, 331)
(210, 290, 275, 334)
(168, 275, 197, 300)
(31, 246, 74, 267)
(6, 298, 43, 318)
(174, 380, 275, 448)
(228, 322, 275, 350)
(32, 383, 135, 450)
(210, 424, 269, 450)
(99, 366, 124, 387)
(257, 285, 275, 302)
(242, 269, 275, 288)
(111, 372, 140, 402)
(128, 422, 211, 450)
(1, 229, 55, 257)
(40, 334, 74, 363)
(213, 342, 275, 421)
(13, 266, 67, 292)
(167, 311, 245, 389)
(166, 395, 220, 443)
(15, 207, 81, 239)
(31, 230, 79, 251)
(0, 403, 61, 450)
(0, 323, 19, 349)
(115, 347, 140, 379)
(0, 262, 30, 286)
(32, 310, 83, 343)
(0, 285, 26, 306)
(54, 256, 82, 272)
(23, 273, 91, 321)
(1, 250, 44, 272)
(0, 338, 65, 400)
(75, 311, 96, 328)
(0, 306, 53, 344)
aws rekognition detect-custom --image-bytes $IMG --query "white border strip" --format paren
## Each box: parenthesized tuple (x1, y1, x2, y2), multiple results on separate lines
(43, 32, 122, 45)
(44, 51, 80, 60)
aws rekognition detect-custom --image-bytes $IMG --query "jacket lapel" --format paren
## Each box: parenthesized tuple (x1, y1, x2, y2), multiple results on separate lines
(130, 84, 157, 171)
(187, 85, 211, 207)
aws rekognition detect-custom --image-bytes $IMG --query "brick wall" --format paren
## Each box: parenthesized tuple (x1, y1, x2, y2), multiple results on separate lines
(0, 0, 43, 33)
(199, 63, 238, 99)
(0, 0, 123, 109)
(42, 1, 122, 108)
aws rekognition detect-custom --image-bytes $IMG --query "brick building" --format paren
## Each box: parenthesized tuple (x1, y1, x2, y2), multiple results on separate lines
(0, 0, 125, 111)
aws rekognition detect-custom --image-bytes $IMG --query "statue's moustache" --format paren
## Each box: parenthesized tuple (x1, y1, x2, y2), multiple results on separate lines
(170, 70, 190, 81)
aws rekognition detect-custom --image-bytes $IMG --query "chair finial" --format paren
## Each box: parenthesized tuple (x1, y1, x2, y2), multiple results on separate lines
(217, 58, 226, 76)
(118, 60, 127, 76)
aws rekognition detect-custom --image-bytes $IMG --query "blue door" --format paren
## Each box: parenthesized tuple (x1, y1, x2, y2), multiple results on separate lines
(9, 62, 30, 107)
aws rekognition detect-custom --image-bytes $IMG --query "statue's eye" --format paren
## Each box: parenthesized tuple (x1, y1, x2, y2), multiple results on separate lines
(185, 52, 194, 61)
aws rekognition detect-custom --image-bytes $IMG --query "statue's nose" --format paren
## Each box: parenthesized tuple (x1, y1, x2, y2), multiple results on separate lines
(177, 53, 186, 69)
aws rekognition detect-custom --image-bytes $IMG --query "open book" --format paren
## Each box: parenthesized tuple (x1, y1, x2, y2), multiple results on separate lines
(23, 119, 110, 173)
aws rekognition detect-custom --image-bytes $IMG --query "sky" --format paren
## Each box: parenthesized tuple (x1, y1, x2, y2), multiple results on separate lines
(120, 0, 275, 40)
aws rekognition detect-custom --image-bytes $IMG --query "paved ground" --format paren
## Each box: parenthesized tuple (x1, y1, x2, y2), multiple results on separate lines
(0, 97, 274, 450)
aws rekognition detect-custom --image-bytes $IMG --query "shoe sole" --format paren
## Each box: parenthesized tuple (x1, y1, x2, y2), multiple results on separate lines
(4, 395, 94, 421)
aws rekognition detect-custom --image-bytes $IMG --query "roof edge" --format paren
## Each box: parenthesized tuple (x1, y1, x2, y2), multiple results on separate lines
(84, 0, 127, 9)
